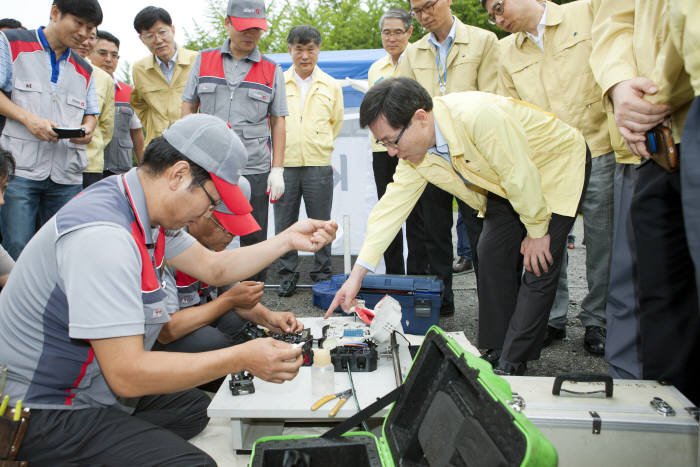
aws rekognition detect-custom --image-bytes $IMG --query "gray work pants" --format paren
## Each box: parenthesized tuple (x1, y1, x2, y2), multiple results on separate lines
(549, 151, 615, 329)
(274, 166, 334, 282)
(605, 162, 642, 378)
(17, 389, 214, 466)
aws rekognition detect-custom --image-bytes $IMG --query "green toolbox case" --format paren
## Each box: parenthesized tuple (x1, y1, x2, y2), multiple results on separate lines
(249, 326, 557, 466)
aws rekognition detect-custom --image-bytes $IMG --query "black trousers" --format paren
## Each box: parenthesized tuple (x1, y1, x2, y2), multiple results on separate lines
(457, 199, 482, 276)
(372, 151, 404, 274)
(405, 182, 456, 311)
(631, 160, 700, 405)
(240, 172, 270, 282)
(17, 389, 214, 466)
(477, 193, 574, 362)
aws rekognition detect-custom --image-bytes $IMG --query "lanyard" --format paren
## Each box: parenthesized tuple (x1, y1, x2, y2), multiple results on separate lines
(122, 174, 166, 291)
(434, 39, 453, 95)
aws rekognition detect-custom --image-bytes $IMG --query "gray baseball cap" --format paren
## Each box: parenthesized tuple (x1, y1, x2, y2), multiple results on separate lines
(162, 114, 260, 235)
(227, 0, 267, 31)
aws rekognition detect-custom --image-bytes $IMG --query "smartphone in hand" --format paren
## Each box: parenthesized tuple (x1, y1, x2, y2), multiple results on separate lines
(52, 127, 85, 139)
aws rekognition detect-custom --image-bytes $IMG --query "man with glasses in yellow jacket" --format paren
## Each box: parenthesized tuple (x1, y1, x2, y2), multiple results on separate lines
(327, 78, 589, 376)
(275, 26, 343, 296)
(487, 0, 613, 358)
(131, 6, 197, 146)
(591, 0, 699, 404)
(396, 0, 500, 317)
(367, 7, 413, 275)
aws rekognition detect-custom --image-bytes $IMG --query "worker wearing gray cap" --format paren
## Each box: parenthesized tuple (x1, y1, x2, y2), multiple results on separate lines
(0, 113, 336, 465)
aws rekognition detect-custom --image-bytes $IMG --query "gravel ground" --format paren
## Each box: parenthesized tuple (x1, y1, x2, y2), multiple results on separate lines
(261, 216, 609, 377)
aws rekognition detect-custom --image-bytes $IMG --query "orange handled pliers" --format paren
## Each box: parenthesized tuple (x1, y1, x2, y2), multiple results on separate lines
(311, 389, 353, 417)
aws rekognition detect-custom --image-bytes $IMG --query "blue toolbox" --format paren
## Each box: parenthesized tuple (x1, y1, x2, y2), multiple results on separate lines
(313, 274, 443, 335)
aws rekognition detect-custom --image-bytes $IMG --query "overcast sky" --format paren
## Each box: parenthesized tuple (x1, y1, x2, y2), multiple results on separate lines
(2, 1, 221, 81)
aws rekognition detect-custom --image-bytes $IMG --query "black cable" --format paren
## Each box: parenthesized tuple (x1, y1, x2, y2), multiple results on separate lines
(346, 365, 369, 432)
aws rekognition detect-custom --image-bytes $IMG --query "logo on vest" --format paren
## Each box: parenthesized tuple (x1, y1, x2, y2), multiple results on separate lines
(152, 309, 164, 318)
(25, 83, 32, 88)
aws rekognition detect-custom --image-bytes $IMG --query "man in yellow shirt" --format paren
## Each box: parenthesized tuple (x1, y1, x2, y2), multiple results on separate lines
(488, 0, 612, 356)
(327, 78, 589, 375)
(367, 8, 413, 275)
(274, 26, 343, 296)
(130, 7, 197, 146)
(397, 0, 499, 317)
(75, 26, 114, 188)
(591, 0, 699, 404)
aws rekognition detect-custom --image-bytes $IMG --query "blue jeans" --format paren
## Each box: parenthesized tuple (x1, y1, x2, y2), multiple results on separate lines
(456, 209, 472, 260)
(0, 176, 81, 260)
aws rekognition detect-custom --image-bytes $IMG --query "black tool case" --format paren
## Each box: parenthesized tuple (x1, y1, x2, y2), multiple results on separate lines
(249, 326, 557, 466)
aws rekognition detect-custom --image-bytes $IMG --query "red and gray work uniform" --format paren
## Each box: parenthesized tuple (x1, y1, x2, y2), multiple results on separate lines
(0, 168, 195, 411)
(0, 28, 97, 185)
(103, 81, 136, 175)
(181, 38, 288, 175)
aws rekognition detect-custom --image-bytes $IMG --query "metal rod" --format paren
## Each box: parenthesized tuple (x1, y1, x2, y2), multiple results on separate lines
(347, 365, 369, 432)
(391, 331, 402, 387)
(263, 284, 314, 289)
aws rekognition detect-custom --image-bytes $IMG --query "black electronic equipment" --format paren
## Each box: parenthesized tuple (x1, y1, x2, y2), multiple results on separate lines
(52, 127, 85, 139)
(229, 371, 255, 396)
(240, 323, 314, 366)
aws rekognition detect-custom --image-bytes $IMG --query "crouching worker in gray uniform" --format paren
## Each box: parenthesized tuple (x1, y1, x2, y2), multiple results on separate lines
(0, 113, 337, 465)
(155, 176, 303, 357)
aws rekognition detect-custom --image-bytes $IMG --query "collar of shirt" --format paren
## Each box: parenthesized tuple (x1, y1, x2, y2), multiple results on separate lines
(155, 46, 178, 70)
(38, 26, 71, 84)
(525, 2, 548, 51)
(428, 16, 457, 60)
(294, 67, 315, 107)
(120, 167, 156, 245)
(428, 117, 450, 160)
(220, 38, 261, 63)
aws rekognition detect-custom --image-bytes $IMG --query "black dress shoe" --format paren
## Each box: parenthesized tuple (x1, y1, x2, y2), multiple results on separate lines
(453, 257, 473, 274)
(480, 349, 501, 366)
(493, 360, 527, 376)
(543, 326, 566, 347)
(278, 272, 299, 297)
(439, 303, 455, 316)
(584, 325, 606, 355)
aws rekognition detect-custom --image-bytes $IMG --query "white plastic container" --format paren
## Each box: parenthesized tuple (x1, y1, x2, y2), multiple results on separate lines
(311, 348, 335, 397)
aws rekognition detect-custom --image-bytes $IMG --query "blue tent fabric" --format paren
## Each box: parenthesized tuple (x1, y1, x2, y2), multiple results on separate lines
(266, 48, 386, 108)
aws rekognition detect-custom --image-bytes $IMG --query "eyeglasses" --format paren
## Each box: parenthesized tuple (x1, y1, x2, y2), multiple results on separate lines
(207, 212, 230, 235)
(487, 0, 506, 25)
(140, 28, 171, 43)
(95, 49, 119, 59)
(198, 180, 222, 209)
(375, 121, 410, 149)
(381, 29, 409, 38)
(410, 0, 444, 18)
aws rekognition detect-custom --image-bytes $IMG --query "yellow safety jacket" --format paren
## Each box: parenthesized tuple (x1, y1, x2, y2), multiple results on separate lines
(357, 92, 586, 269)
(85, 65, 114, 173)
(283, 66, 343, 167)
(498, 0, 612, 158)
(131, 47, 198, 146)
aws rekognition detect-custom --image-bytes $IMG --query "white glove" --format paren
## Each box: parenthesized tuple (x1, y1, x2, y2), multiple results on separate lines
(267, 166, 285, 203)
(343, 77, 369, 93)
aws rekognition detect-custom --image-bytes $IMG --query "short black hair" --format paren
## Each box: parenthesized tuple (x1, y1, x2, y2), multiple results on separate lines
(133, 6, 172, 34)
(141, 137, 210, 188)
(0, 149, 16, 181)
(359, 77, 433, 129)
(286, 25, 322, 46)
(0, 18, 24, 30)
(53, 0, 103, 26)
(96, 29, 120, 49)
